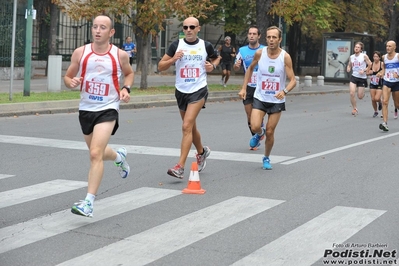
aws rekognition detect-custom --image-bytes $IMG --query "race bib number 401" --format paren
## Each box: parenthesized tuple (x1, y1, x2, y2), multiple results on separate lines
(180, 67, 200, 78)
(85, 81, 110, 96)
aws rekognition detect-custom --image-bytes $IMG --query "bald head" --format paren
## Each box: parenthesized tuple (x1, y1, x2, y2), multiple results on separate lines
(386, 40, 397, 55)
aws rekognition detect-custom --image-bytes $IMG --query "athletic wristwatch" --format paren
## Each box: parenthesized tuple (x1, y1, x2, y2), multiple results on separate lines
(121, 85, 131, 93)
(283, 88, 289, 95)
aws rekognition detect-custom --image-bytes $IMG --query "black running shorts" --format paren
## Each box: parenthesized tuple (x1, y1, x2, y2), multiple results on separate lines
(243, 86, 256, 105)
(252, 98, 286, 114)
(175, 86, 208, 111)
(79, 109, 119, 135)
(350, 76, 367, 88)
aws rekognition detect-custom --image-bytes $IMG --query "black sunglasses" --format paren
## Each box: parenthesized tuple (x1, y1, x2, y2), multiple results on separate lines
(183, 25, 198, 30)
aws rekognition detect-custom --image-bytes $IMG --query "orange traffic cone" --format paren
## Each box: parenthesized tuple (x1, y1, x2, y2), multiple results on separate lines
(182, 162, 206, 194)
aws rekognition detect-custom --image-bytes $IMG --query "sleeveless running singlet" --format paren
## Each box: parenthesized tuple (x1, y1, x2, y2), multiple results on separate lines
(254, 47, 286, 104)
(79, 44, 122, 112)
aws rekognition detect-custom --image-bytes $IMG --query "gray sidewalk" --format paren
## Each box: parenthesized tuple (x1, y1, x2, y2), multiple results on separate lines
(0, 71, 350, 117)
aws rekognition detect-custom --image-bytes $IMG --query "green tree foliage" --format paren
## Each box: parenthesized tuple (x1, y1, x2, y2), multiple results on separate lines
(269, 0, 389, 42)
(51, 0, 216, 89)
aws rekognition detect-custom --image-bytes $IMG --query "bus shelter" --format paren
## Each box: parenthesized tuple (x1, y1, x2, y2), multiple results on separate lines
(321, 32, 376, 83)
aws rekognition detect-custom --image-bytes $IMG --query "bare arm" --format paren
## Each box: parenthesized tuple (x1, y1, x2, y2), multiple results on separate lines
(362, 55, 372, 75)
(64, 46, 84, 89)
(158, 49, 185, 72)
(275, 52, 296, 100)
(119, 50, 134, 103)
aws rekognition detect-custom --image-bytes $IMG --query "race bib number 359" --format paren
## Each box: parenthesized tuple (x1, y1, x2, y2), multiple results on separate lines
(85, 81, 110, 96)
(180, 68, 200, 78)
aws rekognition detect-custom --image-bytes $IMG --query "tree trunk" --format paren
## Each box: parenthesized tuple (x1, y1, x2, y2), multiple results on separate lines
(287, 22, 301, 75)
(138, 34, 151, 89)
(48, 3, 58, 55)
(388, 0, 398, 41)
(256, 0, 273, 45)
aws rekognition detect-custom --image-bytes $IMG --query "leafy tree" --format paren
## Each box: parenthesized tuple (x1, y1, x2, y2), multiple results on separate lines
(268, 0, 389, 70)
(52, 0, 216, 89)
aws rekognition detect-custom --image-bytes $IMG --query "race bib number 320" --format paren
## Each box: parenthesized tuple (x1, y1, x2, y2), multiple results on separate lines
(180, 68, 200, 78)
(85, 81, 110, 96)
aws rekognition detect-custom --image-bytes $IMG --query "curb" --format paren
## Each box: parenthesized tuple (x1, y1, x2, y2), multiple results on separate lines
(0, 90, 347, 117)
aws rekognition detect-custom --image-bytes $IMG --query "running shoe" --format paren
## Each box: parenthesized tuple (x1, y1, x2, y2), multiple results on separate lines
(167, 164, 184, 179)
(220, 78, 224, 85)
(249, 142, 261, 151)
(379, 122, 389, 132)
(223, 83, 226, 88)
(351, 108, 358, 115)
(196, 146, 211, 172)
(249, 129, 265, 148)
(378, 102, 382, 111)
(395, 109, 398, 119)
(373, 111, 378, 118)
(261, 122, 266, 141)
(71, 200, 93, 217)
(262, 156, 272, 170)
(115, 147, 130, 178)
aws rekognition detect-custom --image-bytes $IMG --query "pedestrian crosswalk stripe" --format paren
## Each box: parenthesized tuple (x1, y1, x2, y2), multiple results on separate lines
(0, 187, 181, 254)
(57, 196, 285, 266)
(0, 179, 87, 209)
(231, 206, 386, 266)
(0, 135, 294, 163)
(0, 174, 14, 180)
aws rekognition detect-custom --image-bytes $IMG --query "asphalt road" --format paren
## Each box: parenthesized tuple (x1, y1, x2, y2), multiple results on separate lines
(0, 92, 398, 266)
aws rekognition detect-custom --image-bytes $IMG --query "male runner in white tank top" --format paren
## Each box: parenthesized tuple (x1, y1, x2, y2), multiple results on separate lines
(64, 15, 134, 217)
(238, 26, 296, 170)
(158, 17, 221, 179)
(379, 40, 399, 131)
(346, 42, 372, 116)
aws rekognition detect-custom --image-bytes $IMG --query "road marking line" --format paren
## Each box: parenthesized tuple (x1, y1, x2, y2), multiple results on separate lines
(0, 187, 181, 254)
(231, 206, 386, 266)
(281, 132, 399, 165)
(57, 196, 285, 266)
(0, 174, 14, 180)
(0, 179, 86, 209)
(0, 135, 294, 163)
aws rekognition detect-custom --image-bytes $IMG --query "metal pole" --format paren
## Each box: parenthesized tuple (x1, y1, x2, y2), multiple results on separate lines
(10, 0, 18, 101)
(23, 0, 33, 96)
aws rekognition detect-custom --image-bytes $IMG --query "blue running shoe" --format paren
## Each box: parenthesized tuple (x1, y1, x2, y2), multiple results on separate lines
(249, 129, 265, 148)
(249, 142, 261, 150)
(71, 200, 93, 217)
(262, 156, 272, 170)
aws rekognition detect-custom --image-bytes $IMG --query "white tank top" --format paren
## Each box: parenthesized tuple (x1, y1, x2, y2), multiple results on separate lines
(383, 53, 399, 82)
(174, 39, 208, 93)
(79, 44, 122, 111)
(254, 47, 286, 103)
(350, 53, 367, 79)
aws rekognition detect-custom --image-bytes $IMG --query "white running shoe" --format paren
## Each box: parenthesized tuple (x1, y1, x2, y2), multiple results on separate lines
(115, 147, 130, 178)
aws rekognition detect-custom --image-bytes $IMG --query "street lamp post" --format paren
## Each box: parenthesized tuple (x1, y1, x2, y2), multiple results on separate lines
(23, 0, 34, 96)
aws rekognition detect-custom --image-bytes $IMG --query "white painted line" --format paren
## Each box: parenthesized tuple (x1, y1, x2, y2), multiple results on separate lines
(231, 206, 386, 266)
(57, 196, 285, 266)
(281, 132, 399, 165)
(0, 174, 14, 180)
(0, 135, 294, 163)
(0, 187, 181, 254)
(0, 179, 87, 208)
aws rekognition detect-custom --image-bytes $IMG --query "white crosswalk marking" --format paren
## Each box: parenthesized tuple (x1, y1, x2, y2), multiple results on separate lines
(0, 179, 87, 208)
(0, 174, 14, 180)
(0, 187, 181, 254)
(57, 196, 285, 266)
(231, 206, 386, 266)
(0, 135, 294, 163)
